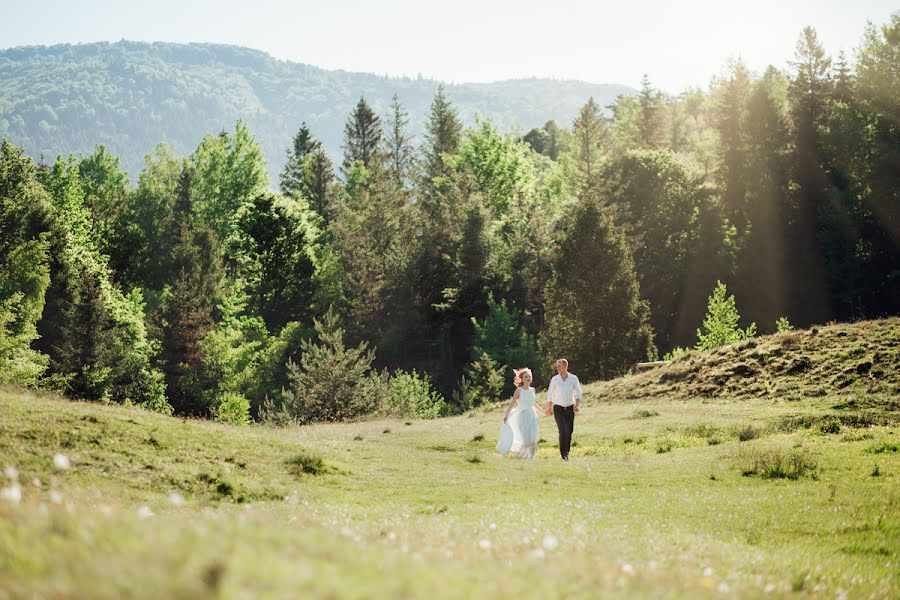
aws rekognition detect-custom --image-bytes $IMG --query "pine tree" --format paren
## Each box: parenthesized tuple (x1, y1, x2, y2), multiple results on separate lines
(280, 122, 321, 198)
(787, 26, 833, 324)
(832, 50, 854, 103)
(695, 281, 756, 351)
(738, 67, 793, 328)
(341, 96, 383, 178)
(571, 98, 605, 199)
(281, 309, 385, 424)
(637, 75, 665, 149)
(421, 85, 462, 191)
(160, 167, 224, 414)
(713, 59, 751, 234)
(384, 94, 414, 192)
(302, 148, 335, 222)
(540, 196, 655, 380)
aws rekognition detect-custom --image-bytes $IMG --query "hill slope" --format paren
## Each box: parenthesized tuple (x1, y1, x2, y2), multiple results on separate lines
(0, 41, 634, 180)
(1, 319, 898, 598)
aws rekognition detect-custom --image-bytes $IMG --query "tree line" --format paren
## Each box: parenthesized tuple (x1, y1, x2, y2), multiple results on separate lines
(1, 17, 897, 423)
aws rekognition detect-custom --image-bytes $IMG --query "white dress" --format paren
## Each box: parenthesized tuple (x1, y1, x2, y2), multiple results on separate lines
(508, 387, 539, 459)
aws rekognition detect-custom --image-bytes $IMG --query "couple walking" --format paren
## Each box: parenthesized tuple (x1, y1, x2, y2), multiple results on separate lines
(499, 358, 582, 460)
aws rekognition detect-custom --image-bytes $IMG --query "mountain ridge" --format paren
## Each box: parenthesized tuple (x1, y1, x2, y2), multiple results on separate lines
(0, 41, 635, 180)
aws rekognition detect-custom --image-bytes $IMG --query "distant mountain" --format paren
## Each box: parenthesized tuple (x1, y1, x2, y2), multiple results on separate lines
(0, 41, 635, 181)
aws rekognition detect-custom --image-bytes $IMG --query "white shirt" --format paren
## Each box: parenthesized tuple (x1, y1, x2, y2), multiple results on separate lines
(547, 373, 582, 407)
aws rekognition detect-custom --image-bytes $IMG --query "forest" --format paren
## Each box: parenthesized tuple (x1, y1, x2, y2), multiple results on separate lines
(1, 16, 897, 424)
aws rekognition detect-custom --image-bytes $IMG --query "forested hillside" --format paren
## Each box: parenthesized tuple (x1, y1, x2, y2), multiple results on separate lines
(1, 15, 897, 424)
(0, 41, 633, 178)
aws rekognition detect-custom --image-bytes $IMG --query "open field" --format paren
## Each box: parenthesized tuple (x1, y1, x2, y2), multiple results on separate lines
(1, 320, 899, 598)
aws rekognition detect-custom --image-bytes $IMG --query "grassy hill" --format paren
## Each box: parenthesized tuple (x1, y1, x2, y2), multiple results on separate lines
(1, 319, 898, 598)
(0, 41, 634, 181)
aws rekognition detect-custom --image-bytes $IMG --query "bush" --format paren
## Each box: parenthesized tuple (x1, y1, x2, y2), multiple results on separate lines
(736, 424, 761, 442)
(387, 369, 447, 419)
(739, 448, 817, 479)
(286, 451, 325, 476)
(216, 392, 251, 425)
(776, 317, 793, 333)
(663, 346, 688, 361)
(819, 419, 842, 435)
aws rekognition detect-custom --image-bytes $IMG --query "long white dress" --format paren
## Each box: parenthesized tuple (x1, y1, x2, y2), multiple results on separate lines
(508, 387, 539, 459)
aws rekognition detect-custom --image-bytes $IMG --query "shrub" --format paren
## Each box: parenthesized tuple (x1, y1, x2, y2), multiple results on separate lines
(736, 424, 761, 442)
(216, 392, 251, 425)
(739, 448, 817, 479)
(776, 317, 793, 333)
(631, 409, 659, 419)
(387, 369, 447, 419)
(286, 451, 325, 476)
(819, 419, 842, 435)
(663, 346, 688, 361)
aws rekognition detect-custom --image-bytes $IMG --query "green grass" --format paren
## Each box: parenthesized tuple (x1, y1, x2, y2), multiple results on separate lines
(0, 320, 898, 598)
(1, 387, 898, 598)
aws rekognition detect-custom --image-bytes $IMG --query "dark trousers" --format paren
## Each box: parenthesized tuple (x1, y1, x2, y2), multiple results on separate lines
(553, 405, 575, 458)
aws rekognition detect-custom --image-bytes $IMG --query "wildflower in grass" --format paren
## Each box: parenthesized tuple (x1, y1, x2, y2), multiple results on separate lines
(1, 482, 22, 503)
(50, 490, 62, 504)
(4, 465, 18, 480)
(622, 564, 635, 575)
(479, 539, 492, 549)
(530, 548, 545, 559)
(53, 453, 70, 471)
(168, 492, 185, 506)
(542, 535, 559, 550)
(704, 567, 714, 577)
(137, 505, 154, 519)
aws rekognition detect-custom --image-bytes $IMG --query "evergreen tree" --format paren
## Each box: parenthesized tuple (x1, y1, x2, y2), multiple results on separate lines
(341, 96, 383, 178)
(159, 167, 224, 414)
(421, 85, 462, 194)
(787, 26, 833, 324)
(540, 196, 655, 380)
(738, 68, 793, 328)
(280, 122, 321, 198)
(601, 149, 722, 351)
(713, 59, 751, 234)
(832, 50, 854, 103)
(384, 94, 414, 192)
(571, 98, 605, 198)
(302, 148, 335, 222)
(280, 309, 386, 424)
(637, 75, 665, 149)
(695, 281, 757, 351)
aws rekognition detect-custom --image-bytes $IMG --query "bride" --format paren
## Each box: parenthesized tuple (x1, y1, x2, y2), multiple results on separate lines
(502, 368, 550, 459)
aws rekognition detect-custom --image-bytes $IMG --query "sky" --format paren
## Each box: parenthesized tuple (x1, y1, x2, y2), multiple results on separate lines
(1, 0, 895, 93)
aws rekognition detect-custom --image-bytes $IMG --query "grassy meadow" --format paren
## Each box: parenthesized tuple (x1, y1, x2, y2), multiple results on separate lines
(1, 320, 899, 599)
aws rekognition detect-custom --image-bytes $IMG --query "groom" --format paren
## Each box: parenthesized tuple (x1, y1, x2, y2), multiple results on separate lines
(544, 358, 582, 461)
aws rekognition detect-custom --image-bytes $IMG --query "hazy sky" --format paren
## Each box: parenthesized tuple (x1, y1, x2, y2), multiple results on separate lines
(1, 0, 895, 92)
